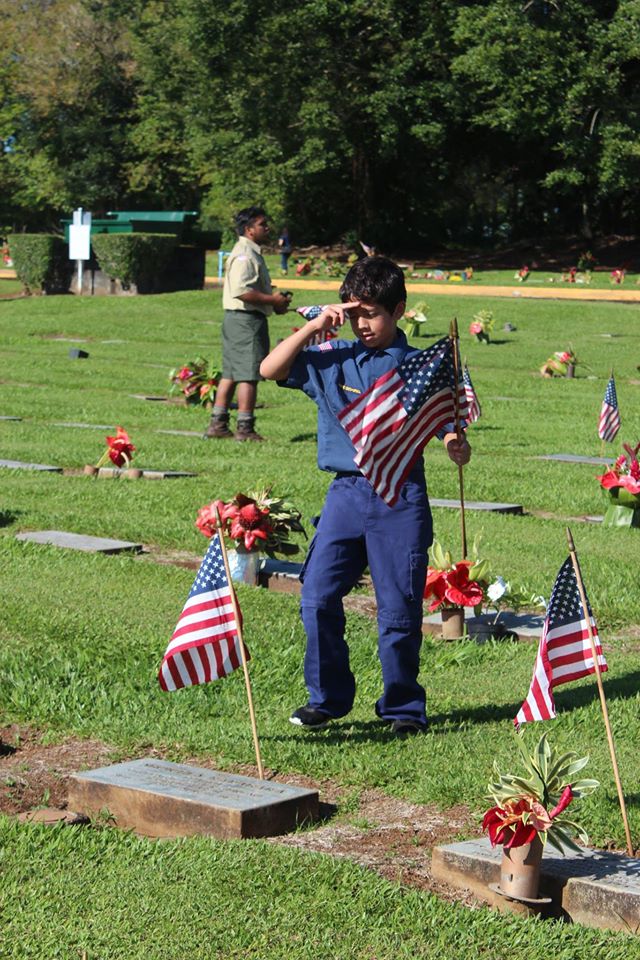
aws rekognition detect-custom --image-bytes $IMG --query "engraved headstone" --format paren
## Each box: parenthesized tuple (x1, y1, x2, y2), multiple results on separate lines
(67, 759, 319, 839)
(156, 430, 202, 438)
(537, 454, 615, 466)
(0, 416, 22, 421)
(15, 531, 142, 554)
(52, 422, 113, 430)
(432, 837, 640, 932)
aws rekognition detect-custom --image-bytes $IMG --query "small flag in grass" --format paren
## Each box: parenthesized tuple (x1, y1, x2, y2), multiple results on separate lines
(598, 375, 620, 443)
(514, 557, 607, 726)
(463, 364, 481, 423)
(158, 532, 247, 691)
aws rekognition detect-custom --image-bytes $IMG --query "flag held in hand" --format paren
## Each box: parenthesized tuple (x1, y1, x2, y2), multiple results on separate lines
(514, 557, 607, 726)
(338, 335, 468, 506)
(158, 532, 247, 692)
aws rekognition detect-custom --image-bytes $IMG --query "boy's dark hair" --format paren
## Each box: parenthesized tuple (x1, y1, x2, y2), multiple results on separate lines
(234, 206, 267, 236)
(339, 256, 406, 312)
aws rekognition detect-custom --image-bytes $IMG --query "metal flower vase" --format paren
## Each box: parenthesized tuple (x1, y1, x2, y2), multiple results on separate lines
(498, 835, 545, 902)
(228, 549, 261, 585)
(440, 607, 465, 640)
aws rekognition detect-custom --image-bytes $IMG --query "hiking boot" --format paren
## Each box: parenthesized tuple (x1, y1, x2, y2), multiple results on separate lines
(203, 414, 233, 439)
(235, 417, 265, 442)
(289, 705, 333, 729)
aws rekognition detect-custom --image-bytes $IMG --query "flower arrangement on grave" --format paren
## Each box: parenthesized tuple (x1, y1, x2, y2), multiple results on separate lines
(483, 733, 598, 854)
(424, 539, 490, 612)
(168, 356, 221, 406)
(295, 259, 312, 276)
(402, 300, 429, 338)
(85, 427, 137, 476)
(597, 442, 640, 527)
(515, 265, 530, 282)
(469, 309, 494, 343)
(482, 578, 546, 632)
(196, 488, 306, 557)
(610, 268, 625, 285)
(539, 348, 578, 378)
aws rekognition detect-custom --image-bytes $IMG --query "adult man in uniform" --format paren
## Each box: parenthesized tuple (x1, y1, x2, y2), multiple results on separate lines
(205, 206, 290, 441)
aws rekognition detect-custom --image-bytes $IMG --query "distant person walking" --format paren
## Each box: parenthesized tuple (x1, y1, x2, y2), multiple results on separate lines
(278, 226, 292, 275)
(205, 206, 291, 442)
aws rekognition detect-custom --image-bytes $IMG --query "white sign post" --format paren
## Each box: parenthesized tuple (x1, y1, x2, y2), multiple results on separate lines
(68, 208, 92, 295)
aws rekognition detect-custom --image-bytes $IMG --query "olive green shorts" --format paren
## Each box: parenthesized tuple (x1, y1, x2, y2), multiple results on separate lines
(221, 310, 270, 381)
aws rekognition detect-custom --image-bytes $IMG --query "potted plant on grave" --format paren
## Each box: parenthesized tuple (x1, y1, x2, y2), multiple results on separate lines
(483, 734, 598, 903)
(402, 300, 430, 338)
(469, 309, 494, 344)
(596, 442, 640, 528)
(539, 348, 578, 379)
(196, 488, 306, 584)
(84, 427, 139, 478)
(423, 539, 489, 639)
(168, 357, 221, 407)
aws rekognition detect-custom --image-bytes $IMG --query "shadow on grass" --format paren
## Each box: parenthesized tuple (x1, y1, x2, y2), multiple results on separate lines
(430, 669, 640, 729)
(265, 719, 395, 746)
(290, 433, 317, 443)
(0, 510, 20, 528)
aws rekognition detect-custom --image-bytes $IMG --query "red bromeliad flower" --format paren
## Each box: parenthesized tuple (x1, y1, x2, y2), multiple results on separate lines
(424, 561, 484, 611)
(483, 787, 574, 848)
(105, 427, 135, 468)
(597, 442, 640, 496)
(469, 320, 483, 336)
(196, 494, 274, 552)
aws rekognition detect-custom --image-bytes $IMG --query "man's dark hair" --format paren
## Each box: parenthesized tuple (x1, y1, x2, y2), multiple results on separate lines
(340, 256, 406, 312)
(234, 206, 267, 236)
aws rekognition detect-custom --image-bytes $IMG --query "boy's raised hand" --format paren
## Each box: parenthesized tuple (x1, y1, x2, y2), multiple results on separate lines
(313, 301, 361, 333)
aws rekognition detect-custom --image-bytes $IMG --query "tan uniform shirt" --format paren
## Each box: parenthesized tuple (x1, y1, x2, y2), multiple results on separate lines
(222, 236, 273, 315)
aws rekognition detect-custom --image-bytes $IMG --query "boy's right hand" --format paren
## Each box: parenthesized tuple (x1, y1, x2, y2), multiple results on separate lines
(312, 301, 360, 333)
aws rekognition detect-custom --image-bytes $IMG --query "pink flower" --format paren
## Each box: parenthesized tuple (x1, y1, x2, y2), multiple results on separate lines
(469, 321, 483, 335)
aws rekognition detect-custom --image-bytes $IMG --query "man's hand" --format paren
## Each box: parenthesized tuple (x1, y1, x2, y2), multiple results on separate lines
(444, 433, 471, 466)
(272, 291, 291, 314)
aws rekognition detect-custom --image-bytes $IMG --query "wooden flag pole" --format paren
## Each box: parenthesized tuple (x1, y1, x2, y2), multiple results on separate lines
(215, 506, 264, 780)
(450, 318, 468, 558)
(566, 527, 633, 856)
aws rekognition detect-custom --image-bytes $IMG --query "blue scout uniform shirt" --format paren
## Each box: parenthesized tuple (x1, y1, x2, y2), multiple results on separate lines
(279, 330, 450, 476)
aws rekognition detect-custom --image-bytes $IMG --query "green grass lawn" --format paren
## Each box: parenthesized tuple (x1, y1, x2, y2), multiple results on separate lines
(1, 288, 640, 957)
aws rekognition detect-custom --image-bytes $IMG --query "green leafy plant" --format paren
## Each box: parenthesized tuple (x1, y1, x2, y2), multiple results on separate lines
(484, 734, 598, 853)
(168, 357, 221, 406)
(92, 233, 177, 289)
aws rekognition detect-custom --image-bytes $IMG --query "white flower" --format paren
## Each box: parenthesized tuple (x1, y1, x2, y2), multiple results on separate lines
(487, 577, 508, 603)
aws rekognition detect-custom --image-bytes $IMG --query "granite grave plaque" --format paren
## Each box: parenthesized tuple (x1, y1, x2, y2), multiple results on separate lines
(430, 498, 524, 515)
(67, 758, 319, 839)
(0, 459, 62, 472)
(15, 531, 142, 554)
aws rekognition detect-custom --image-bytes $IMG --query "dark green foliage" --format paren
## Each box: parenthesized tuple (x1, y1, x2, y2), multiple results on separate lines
(9, 233, 71, 293)
(91, 233, 177, 289)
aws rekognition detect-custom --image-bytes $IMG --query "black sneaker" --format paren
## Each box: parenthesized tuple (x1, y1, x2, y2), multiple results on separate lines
(289, 705, 332, 729)
(391, 719, 426, 736)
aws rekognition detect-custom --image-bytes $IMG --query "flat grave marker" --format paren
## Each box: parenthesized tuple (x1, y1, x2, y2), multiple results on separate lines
(430, 498, 524, 515)
(432, 837, 640, 932)
(0, 459, 62, 473)
(423, 610, 543, 640)
(537, 453, 614, 466)
(129, 394, 169, 402)
(67, 758, 319, 839)
(52, 422, 113, 430)
(15, 531, 142, 554)
(92, 467, 197, 479)
(156, 430, 202, 438)
(0, 416, 22, 421)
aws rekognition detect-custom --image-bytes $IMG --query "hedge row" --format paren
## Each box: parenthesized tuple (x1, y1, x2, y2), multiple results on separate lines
(9, 233, 179, 293)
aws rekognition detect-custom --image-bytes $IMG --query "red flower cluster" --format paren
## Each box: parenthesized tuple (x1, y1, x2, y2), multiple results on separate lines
(105, 427, 135, 467)
(469, 320, 483, 336)
(424, 561, 484, 611)
(597, 442, 640, 496)
(483, 786, 573, 848)
(197, 494, 274, 552)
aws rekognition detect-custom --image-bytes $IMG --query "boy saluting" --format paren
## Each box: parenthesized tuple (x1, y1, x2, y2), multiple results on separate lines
(260, 257, 471, 735)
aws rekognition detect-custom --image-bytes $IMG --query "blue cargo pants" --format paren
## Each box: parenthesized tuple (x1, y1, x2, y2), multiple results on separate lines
(299, 474, 432, 725)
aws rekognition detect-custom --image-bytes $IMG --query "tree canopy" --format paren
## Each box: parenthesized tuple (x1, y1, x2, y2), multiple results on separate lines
(2, 0, 639, 249)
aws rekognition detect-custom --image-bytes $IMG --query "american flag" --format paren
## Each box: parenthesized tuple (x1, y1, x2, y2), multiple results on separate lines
(598, 375, 620, 442)
(158, 533, 247, 692)
(296, 304, 333, 344)
(463, 364, 481, 423)
(338, 336, 468, 506)
(514, 557, 607, 726)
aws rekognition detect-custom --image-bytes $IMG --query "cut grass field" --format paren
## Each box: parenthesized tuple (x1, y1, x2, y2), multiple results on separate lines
(1, 288, 640, 957)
